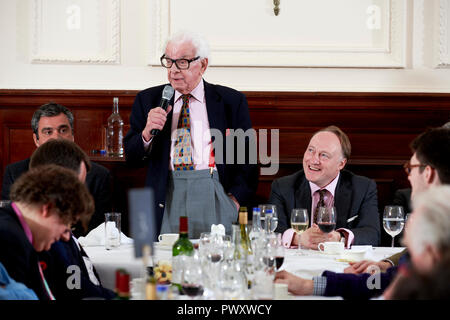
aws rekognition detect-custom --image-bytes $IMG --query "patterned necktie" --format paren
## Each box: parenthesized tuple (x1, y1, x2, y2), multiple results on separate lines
(173, 94, 194, 171)
(313, 189, 326, 224)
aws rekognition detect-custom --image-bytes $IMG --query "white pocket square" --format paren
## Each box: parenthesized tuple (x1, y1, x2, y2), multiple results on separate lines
(347, 215, 358, 223)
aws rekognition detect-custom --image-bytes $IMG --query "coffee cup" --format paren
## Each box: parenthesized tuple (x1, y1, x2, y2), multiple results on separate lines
(158, 233, 179, 246)
(318, 241, 344, 254)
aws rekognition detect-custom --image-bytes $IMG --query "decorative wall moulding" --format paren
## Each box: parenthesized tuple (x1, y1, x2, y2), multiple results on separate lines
(31, 0, 121, 64)
(435, 0, 450, 68)
(149, 0, 407, 68)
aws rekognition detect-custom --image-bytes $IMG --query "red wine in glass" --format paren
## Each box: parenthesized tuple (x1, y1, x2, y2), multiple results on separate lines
(318, 222, 336, 233)
(182, 284, 204, 297)
(275, 256, 284, 270)
(317, 207, 337, 234)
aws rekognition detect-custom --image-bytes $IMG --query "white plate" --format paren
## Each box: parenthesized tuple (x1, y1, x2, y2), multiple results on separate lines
(338, 249, 367, 262)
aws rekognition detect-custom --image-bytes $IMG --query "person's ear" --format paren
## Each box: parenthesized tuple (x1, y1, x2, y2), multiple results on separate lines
(424, 166, 436, 185)
(200, 58, 208, 74)
(40, 203, 51, 218)
(338, 158, 347, 170)
(33, 133, 40, 148)
(427, 244, 441, 265)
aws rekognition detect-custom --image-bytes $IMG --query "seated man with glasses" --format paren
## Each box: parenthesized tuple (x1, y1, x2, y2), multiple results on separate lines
(346, 126, 450, 274)
(124, 31, 258, 238)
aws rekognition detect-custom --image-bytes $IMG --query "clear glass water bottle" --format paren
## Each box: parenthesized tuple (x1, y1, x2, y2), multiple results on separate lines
(107, 97, 124, 156)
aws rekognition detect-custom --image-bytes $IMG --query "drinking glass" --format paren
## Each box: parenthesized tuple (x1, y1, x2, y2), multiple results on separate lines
(105, 212, 121, 250)
(383, 205, 405, 247)
(316, 207, 336, 234)
(259, 204, 278, 233)
(290, 208, 309, 250)
(198, 232, 213, 265)
(217, 260, 248, 299)
(181, 254, 204, 299)
(262, 233, 285, 272)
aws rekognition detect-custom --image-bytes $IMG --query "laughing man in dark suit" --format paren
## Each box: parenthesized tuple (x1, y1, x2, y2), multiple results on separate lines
(269, 125, 380, 249)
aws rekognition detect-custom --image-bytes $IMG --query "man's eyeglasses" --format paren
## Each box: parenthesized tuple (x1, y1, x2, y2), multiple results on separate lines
(403, 161, 426, 175)
(160, 55, 200, 70)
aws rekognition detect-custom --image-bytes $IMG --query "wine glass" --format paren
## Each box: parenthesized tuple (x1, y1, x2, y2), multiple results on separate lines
(383, 206, 405, 247)
(181, 254, 204, 299)
(290, 208, 309, 252)
(198, 232, 212, 263)
(262, 232, 285, 272)
(259, 204, 278, 233)
(317, 207, 337, 234)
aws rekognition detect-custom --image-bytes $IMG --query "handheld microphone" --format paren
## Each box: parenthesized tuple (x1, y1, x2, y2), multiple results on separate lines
(150, 85, 175, 136)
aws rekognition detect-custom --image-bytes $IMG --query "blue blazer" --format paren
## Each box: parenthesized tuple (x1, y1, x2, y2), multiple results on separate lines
(124, 80, 259, 235)
(269, 169, 380, 246)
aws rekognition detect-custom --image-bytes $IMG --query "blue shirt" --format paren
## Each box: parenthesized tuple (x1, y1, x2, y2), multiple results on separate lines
(0, 262, 38, 300)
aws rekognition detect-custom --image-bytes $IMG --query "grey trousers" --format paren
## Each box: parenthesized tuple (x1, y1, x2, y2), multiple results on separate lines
(160, 169, 238, 238)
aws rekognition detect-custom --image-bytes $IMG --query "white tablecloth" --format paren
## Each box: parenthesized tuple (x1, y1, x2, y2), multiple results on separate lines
(282, 246, 404, 279)
(84, 243, 173, 291)
(84, 242, 404, 293)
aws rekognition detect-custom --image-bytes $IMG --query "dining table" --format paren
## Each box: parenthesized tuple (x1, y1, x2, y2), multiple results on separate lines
(83, 240, 405, 299)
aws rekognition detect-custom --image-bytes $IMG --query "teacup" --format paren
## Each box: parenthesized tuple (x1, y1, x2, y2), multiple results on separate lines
(318, 241, 344, 254)
(158, 233, 179, 246)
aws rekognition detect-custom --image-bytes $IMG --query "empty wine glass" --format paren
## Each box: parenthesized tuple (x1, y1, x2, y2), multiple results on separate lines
(259, 204, 278, 233)
(383, 205, 405, 247)
(290, 208, 309, 252)
(316, 207, 336, 234)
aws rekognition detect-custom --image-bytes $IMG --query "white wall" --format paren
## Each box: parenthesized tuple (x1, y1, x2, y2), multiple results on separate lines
(1, 0, 450, 92)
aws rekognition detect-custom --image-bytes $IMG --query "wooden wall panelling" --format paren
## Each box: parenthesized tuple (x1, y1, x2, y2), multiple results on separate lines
(1, 89, 450, 240)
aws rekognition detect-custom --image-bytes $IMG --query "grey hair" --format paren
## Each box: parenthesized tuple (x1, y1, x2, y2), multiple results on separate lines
(409, 185, 450, 254)
(31, 103, 74, 138)
(442, 121, 450, 129)
(165, 30, 210, 59)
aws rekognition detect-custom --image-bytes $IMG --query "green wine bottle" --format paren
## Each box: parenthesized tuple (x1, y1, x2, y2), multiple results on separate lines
(171, 216, 193, 294)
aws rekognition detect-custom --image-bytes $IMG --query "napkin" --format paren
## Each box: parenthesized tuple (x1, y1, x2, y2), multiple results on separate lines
(77, 222, 133, 246)
(211, 224, 225, 236)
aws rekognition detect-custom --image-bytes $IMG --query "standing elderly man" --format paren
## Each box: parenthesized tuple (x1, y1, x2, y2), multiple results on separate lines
(1, 102, 112, 237)
(0, 165, 94, 300)
(269, 125, 380, 249)
(124, 31, 258, 238)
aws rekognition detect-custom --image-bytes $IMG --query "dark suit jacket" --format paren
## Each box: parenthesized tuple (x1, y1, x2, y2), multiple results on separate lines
(124, 80, 259, 235)
(393, 188, 412, 214)
(323, 252, 410, 299)
(39, 237, 115, 300)
(0, 205, 50, 300)
(1, 158, 112, 237)
(269, 169, 380, 246)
